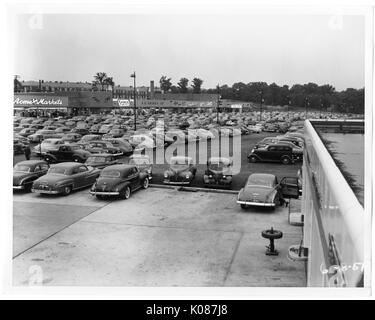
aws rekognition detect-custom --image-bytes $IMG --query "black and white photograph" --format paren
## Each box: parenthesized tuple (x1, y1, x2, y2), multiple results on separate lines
(1, 0, 373, 300)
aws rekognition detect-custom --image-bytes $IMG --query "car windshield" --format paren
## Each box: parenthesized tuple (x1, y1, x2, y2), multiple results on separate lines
(14, 165, 30, 173)
(48, 167, 68, 175)
(208, 162, 229, 171)
(247, 175, 274, 188)
(86, 157, 106, 163)
(101, 170, 121, 178)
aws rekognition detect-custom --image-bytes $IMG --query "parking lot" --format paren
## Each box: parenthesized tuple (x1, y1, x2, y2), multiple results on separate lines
(13, 113, 305, 287)
(13, 187, 305, 286)
(13, 132, 302, 191)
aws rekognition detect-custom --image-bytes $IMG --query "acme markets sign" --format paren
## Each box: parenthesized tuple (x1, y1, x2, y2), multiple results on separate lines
(14, 96, 69, 107)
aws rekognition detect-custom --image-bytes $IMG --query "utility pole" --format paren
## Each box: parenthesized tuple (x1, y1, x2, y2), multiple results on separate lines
(319, 99, 323, 119)
(216, 84, 220, 125)
(259, 90, 263, 122)
(304, 97, 309, 120)
(130, 72, 136, 131)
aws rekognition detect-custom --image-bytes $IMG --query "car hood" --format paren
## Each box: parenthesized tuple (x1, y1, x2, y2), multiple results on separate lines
(207, 168, 232, 176)
(166, 167, 190, 176)
(239, 186, 276, 202)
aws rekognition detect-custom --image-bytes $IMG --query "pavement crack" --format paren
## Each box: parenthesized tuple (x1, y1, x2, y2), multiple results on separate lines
(223, 231, 244, 285)
(12, 201, 113, 259)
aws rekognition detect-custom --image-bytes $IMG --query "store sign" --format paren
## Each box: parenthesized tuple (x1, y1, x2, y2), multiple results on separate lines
(14, 95, 68, 107)
(231, 104, 243, 109)
(113, 99, 131, 107)
(137, 99, 215, 108)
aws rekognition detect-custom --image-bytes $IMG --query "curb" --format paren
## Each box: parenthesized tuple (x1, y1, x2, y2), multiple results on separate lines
(149, 183, 238, 195)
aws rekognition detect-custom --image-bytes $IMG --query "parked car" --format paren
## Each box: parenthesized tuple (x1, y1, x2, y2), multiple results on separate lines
(42, 144, 91, 163)
(237, 173, 299, 209)
(90, 164, 150, 199)
(128, 154, 152, 180)
(79, 134, 102, 143)
(18, 128, 36, 137)
(61, 133, 82, 143)
(248, 144, 297, 165)
(203, 157, 233, 188)
(84, 153, 119, 169)
(33, 138, 65, 155)
(163, 156, 197, 185)
(84, 141, 123, 157)
(13, 160, 50, 191)
(32, 162, 100, 196)
(101, 138, 133, 155)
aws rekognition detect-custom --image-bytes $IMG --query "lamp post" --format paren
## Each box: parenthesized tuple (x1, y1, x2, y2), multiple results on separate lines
(130, 72, 136, 131)
(216, 84, 220, 125)
(304, 97, 309, 120)
(287, 96, 291, 120)
(259, 90, 263, 122)
(319, 99, 323, 119)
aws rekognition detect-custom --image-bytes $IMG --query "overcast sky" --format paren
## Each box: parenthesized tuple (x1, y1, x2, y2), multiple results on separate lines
(13, 14, 365, 91)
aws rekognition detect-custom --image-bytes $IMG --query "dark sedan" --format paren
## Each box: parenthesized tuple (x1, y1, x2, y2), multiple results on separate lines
(13, 160, 50, 191)
(90, 164, 149, 199)
(237, 173, 299, 210)
(203, 157, 233, 188)
(32, 162, 100, 195)
(163, 156, 197, 185)
(84, 153, 119, 169)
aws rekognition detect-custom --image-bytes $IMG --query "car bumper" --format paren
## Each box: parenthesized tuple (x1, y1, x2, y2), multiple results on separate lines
(13, 185, 25, 190)
(163, 180, 190, 185)
(203, 177, 232, 186)
(31, 189, 59, 194)
(237, 200, 275, 207)
(89, 191, 120, 196)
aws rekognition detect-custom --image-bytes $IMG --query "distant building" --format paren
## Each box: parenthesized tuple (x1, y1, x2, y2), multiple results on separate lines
(19, 80, 92, 93)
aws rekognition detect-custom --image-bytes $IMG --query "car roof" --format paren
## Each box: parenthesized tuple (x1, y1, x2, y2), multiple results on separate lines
(248, 173, 276, 181)
(208, 157, 232, 165)
(52, 162, 85, 169)
(102, 164, 136, 173)
(16, 160, 47, 167)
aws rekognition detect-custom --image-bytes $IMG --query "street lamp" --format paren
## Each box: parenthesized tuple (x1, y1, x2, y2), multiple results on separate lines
(304, 97, 309, 120)
(259, 90, 263, 122)
(319, 99, 323, 119)
(130, 72, 136, 131)
(216, 84, 220, 125)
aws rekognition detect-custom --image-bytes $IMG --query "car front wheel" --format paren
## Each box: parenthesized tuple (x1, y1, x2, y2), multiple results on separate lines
(281, 156, 291, 165)
(249, 156, 257, 163)
(63, 186, 72, 196)
(120, 186, 131, 200)
(142, 178, 149, 189)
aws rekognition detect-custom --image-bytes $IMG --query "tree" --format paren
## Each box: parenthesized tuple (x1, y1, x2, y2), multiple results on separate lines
(192, 78, 203, 94)
(160, 76, 172, 93)
(14, 77, 22, 93)
(94, 72, 108, 91)
(104, 77, 114, 91)
(177, 78, 189, 93)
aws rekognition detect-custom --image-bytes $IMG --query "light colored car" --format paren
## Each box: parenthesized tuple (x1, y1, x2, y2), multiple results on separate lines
(237, 173, 299, 209)
(33, 138, 65, 155)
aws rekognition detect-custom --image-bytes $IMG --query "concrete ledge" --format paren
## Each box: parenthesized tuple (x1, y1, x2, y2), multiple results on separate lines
(149, 183, 239, 194)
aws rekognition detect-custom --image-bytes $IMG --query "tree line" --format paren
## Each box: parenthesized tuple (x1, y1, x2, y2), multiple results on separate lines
(159, 77, 364, 114)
